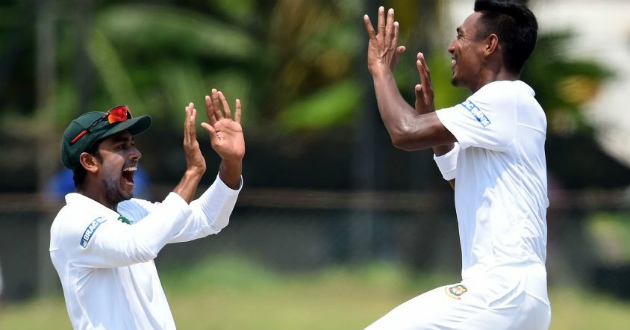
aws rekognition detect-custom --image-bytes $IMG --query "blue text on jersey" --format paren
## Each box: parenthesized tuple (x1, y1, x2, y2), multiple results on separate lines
(80, 217, 107, 248)
(461, 100, 491, 127)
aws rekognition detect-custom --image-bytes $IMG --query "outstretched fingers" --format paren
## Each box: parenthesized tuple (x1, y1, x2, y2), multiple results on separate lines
(363, 14, 376, 40)
(414, 83, 424, 113)
(234, 99, 242, 123)
(417, 53, 433, 95)
(218, 91, 231, 119)
(414, 53, 436, 114)
(365, 7, 397, 43)
(385, 8, 395, 48)
(203, 88, 242, 127)
(212, 89, 223, 120)
(182, 101, 208, 176)
(377, 6, 385, 39)
(390, 21, 406, 70)
(204, 94, 217, 126)
(184, 102, 197, 145)
(393, 21, 400, 51)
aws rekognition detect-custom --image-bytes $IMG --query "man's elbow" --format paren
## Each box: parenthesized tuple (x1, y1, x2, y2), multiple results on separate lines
(390, 132, 418, 151)
(130, 242, 159, 263)
(391, 137, 411, 151)
(390, 122, 436, 151)
(389, 123, 409, 149)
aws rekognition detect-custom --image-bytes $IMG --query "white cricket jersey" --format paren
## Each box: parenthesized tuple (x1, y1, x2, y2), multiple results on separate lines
(436, 80, 549, 303)
(50, 175, 241, 330)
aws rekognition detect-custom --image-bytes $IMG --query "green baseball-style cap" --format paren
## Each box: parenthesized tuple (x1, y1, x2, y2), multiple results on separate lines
(61, 105, 152, 169)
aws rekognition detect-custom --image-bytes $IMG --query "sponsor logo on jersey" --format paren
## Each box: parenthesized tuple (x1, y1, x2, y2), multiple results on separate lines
(80, 217, 107, 248)
(444, 284, 468, 300)
(460, 100, 491, 127)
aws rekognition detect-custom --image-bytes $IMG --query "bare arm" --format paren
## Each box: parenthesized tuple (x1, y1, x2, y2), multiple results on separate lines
(173, 103, 206, 203)
(412, 53, 455, 156)
(371, 69, 453, 150)
(364, 8, 456, 151)
(413, 53, 456, 189)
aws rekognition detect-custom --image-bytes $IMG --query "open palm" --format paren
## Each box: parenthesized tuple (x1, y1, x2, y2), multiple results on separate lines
(201, 89, 245, 162)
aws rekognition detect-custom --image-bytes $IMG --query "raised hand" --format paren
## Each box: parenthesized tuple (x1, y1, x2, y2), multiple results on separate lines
(414, 53, 435, 115)
(200, 89, 244, 189)
(183, 102, 207, 176)
(414, 52, 453, 159)
(201, 89, 245, 163)
(363, 7, 406, 75)
(172, 102, 208, 203)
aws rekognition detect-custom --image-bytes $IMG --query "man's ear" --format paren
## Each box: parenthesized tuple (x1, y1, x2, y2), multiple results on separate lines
(79, 152, 100, 174)
(485, 34, 499, 55)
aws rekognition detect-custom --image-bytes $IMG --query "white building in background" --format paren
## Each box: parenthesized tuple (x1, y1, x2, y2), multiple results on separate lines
(449, 0, 630, 168)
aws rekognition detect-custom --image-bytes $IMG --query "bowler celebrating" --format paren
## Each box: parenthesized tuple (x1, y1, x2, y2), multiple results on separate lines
(363, 1, 551, 329)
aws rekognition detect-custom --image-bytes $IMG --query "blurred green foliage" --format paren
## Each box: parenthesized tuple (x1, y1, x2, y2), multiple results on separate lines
(0, 0, 624, 191)
(522, 31, 612, 136)
(587, 212, 630, 264)
(0, 0, 610, 134)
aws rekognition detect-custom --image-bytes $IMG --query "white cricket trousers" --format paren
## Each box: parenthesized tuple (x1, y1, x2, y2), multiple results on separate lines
(364, 271, 551, 330)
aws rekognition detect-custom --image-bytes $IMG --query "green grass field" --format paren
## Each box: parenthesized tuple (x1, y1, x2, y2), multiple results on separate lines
(2, 257, 629, 330)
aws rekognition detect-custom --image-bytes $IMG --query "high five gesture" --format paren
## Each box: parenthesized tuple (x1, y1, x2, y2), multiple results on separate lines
(202, 89, 244, 189)
(202, 89, 245, 164)
(363, 7, 406, 76)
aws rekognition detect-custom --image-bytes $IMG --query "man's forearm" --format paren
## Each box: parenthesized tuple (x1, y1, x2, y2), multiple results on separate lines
(173, 170, 204, 203)
(218, 159, 242, 190)
(372, 71, 418, 138)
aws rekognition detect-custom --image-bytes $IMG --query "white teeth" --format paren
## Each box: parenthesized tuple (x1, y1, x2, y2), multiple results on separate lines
(123, 166, 137, 172)
(451, 59, 456, 65)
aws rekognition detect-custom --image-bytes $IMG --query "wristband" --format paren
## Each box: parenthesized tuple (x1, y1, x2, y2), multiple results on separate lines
(433, 143, 460, 181)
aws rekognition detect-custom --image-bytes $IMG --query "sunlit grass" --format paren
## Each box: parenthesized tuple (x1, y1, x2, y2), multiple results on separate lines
(2, 257, 630, 330)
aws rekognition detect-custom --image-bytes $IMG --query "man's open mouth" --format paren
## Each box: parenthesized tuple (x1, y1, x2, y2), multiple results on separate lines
(122, 166, 137, 185)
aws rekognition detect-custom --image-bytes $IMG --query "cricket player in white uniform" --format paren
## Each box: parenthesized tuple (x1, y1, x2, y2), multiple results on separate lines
(50, 89, 245, 330)
(363, 0, 551, 329)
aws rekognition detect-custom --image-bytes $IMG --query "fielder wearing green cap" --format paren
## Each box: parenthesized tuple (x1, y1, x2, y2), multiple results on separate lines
(50, 90, 245, 330)
(60, 105, 152, 170)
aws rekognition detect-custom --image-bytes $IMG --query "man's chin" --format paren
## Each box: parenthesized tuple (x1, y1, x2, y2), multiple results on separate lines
(117, 189, 134, 203)
(450, 76, 459, 87)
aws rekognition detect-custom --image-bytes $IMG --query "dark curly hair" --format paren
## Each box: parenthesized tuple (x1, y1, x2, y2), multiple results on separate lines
(474, 0, 538, 74)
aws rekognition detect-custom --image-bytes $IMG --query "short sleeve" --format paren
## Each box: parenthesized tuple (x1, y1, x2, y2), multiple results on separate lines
(436, 83, 517, 151)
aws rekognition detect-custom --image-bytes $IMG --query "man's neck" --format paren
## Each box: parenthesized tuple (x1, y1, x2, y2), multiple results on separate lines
(471, 69, 520, 93)
(78, 187, 117, 211)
